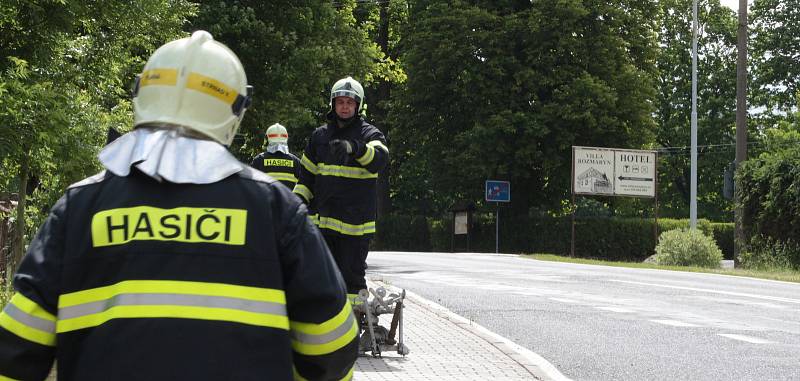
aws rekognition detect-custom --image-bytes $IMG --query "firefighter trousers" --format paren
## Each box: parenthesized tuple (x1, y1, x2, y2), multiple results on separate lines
(324, 234, 370, 295)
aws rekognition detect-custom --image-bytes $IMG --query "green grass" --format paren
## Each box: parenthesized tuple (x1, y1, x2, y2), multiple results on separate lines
(524, 253, 800, 283)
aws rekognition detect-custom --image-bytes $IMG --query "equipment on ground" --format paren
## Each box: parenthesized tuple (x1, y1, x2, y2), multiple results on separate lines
(353, 286, 409, 358)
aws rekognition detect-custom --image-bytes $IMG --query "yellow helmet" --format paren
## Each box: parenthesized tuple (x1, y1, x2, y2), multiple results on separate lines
(132, 30, 252, 145)
(266, 123, 288, 144)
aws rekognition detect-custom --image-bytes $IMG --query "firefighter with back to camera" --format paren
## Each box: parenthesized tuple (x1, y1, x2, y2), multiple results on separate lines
(0, 31, 357, 381)
(251, 123, 302, 190)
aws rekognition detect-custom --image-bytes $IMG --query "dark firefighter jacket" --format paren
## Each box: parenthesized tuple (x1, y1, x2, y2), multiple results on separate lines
(250, 150, 301, 190)
(293, 119, 388, 237)
(0, 168, 358, 381)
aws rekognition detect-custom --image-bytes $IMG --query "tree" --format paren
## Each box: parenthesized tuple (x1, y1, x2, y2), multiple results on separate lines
(0, 0, 196, 271)
(653, 0, 738, 221)
(352, 0, 409, 217)
(390, 0, 659, 216)
(737, 111, 800, 245)
(187, 0, 398, 163)
(750, 0, 800, 117)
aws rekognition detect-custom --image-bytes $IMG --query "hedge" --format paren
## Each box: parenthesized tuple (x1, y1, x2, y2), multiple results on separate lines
(373, 213, 734, 261)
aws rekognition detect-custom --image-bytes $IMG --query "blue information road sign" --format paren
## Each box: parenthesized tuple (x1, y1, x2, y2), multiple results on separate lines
(485, 180, 511, 202)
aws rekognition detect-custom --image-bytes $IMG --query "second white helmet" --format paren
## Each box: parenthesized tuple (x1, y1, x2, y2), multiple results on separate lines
(133, 30, 252, 145)
(266, 123, 288, 144)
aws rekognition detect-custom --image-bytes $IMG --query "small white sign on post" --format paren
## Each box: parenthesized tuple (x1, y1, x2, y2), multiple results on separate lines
(454, 211, 468, 235)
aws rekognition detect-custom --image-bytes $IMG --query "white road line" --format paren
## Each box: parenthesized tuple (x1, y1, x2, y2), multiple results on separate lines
(650, 319, 700, 327)
(610, 280, 800, 305)
(718, 333, 773, 344)
(760, 316, 800, 326)
(691, 296, 788, 310)
(595, 306, 635, 313)
(550, 298, 581, 304)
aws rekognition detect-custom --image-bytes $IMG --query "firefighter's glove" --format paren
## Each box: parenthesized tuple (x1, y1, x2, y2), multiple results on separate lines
(329, 139, 351, 162)
(329, 139, 366, 163)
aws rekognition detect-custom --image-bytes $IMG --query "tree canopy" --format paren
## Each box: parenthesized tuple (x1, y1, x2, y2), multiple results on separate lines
(390, 0, 659, 215)
(2, 0, 799, 262)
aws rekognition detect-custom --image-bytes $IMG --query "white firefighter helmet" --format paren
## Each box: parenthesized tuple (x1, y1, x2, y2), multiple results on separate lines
(330, 76, 365, 114)
(266, 123, 288, 144)
(132, 30, 252, 146)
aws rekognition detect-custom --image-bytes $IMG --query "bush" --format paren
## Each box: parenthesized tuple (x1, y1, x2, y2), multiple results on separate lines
(653, 228, 723, 268)
(739, 235, 800, 271)
(737, 139, 800, 244)
(711, 222, 734, 260)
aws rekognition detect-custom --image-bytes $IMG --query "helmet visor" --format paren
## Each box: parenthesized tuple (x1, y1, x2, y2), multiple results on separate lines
(331, 90, 361, 105)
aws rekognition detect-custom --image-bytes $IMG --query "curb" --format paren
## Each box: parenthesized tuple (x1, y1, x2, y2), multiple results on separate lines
(370, 279, 571, 381)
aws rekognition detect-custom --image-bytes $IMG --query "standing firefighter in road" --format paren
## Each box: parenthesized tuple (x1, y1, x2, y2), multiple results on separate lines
(251, 123, 302, 189)
(0, 31, 357, 381)
(293, 77, 388, 303)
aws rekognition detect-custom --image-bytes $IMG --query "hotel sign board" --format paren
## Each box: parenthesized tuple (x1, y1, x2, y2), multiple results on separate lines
(572, 147, 656, 198)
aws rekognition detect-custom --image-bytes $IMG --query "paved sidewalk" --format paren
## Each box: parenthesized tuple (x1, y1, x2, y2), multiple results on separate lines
(354, 280, 567, 381)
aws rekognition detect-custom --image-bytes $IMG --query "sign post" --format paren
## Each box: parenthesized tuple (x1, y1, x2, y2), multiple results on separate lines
(485, 180, 511, 253)
(571, 147, 658, 257)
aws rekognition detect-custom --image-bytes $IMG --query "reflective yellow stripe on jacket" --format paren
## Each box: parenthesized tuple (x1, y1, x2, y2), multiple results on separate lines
(317, 164, 377, 179)
(356, 140, 388, 166)
(0, 293, 57, 346)
(56, 280, 288, 333)
(267, 172, 298, 184)
(300, 154, 319, 175)
(309, 214, 376, 236)
(290, 301, 357, 356)
(293, 184, 313, 203)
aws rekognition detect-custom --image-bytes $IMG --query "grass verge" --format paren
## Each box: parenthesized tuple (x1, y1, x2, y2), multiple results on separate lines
(524, 253, 800, 283)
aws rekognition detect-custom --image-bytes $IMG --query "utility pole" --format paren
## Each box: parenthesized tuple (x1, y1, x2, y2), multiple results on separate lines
(734, 0, 748, 259)
(690, 0, 698, 229)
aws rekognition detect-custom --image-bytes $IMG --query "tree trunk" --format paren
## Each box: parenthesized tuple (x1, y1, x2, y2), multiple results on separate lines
(375, 1, 392, 218)
(734, 0, 748, 262)
(11, 156, 28, 273)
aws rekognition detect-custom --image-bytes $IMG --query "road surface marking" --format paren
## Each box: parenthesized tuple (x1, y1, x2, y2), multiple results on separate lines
(761, 316, 800, 326)
(610, 280, 800, 305)
(718, 333, 773, 344)
(650, 319, 700, 327)
(550, 298, 581, 304)
(595, 306, 634, 313)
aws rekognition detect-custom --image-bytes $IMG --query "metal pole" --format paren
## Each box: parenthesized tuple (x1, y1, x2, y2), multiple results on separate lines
(570, 148, 576, 257)
(451, 212, 454, 253)
(495, 202, 499, 254)
(690, 0, 699, 229)
(654, 151, 660, 247)
(571, 193, 576, 257)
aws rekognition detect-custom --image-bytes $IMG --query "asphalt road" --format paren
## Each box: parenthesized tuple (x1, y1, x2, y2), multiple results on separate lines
(366, 251, 800, 381)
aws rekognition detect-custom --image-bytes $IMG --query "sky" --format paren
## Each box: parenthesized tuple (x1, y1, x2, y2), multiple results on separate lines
(719, 0, 748, 11)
